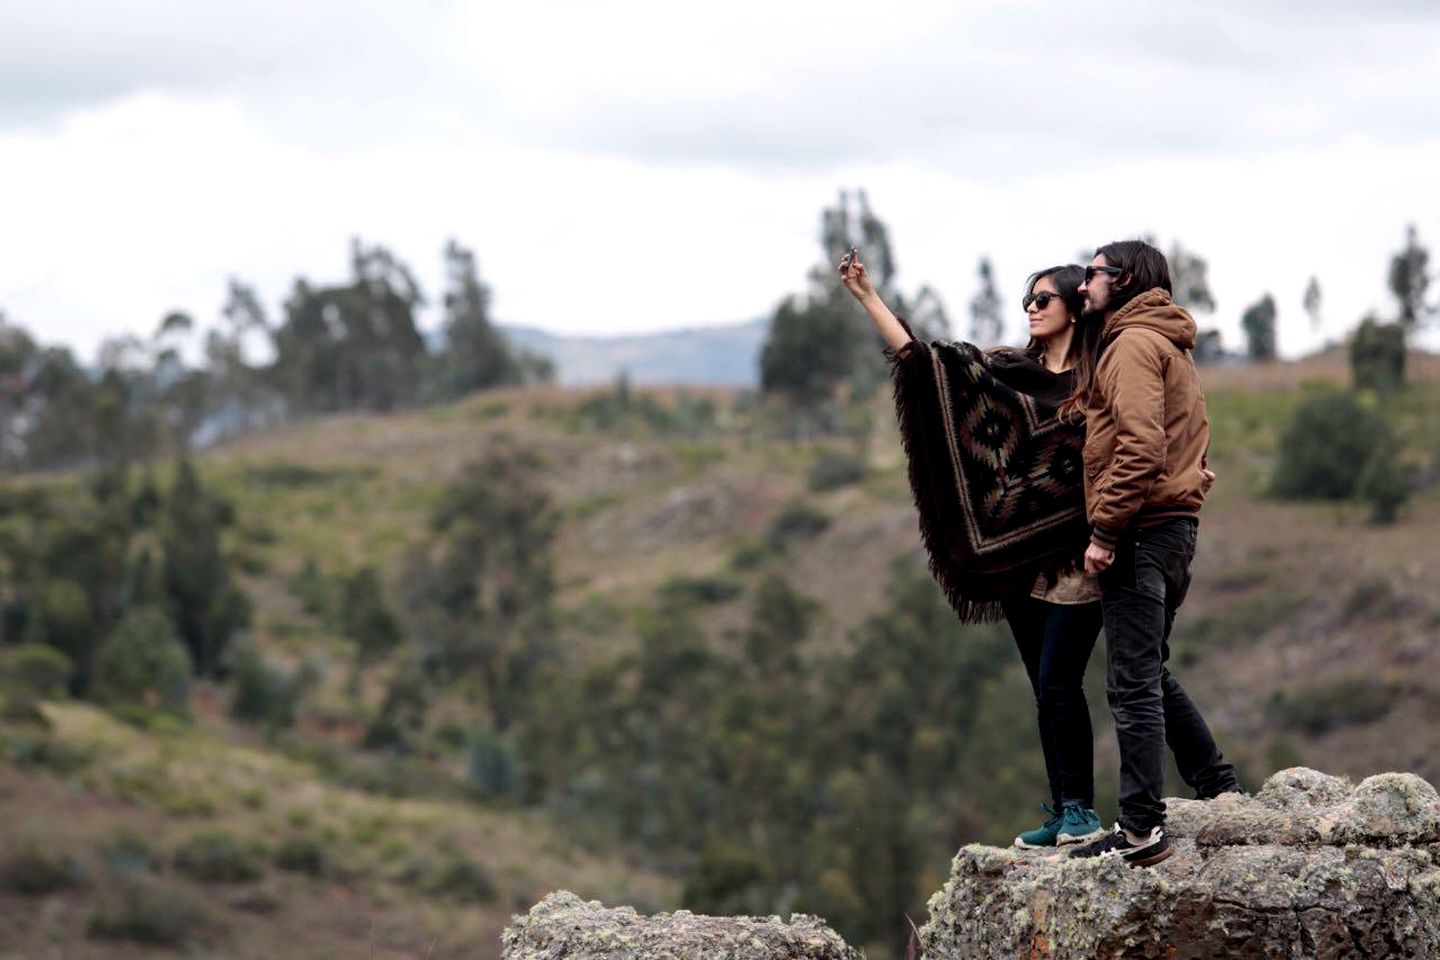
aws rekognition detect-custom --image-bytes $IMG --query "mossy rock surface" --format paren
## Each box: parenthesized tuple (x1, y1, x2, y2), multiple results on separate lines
(503, 890, 861, 960)
(920, 767, 1440, 959)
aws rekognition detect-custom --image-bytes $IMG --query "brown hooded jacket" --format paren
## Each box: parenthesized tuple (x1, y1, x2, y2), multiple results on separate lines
(1082, 288, 1209, 550)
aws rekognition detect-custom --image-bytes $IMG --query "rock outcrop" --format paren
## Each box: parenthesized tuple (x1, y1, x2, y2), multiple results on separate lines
(921, 768, 1440, 959)
(504, 769, 1440, 959)
(502, 890, 861, 960)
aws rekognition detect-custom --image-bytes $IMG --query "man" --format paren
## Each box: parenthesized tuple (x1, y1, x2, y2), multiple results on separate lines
(1067, 239, 1239, 867)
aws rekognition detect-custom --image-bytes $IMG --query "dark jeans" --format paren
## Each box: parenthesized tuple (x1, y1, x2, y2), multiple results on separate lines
(1003, 596, 1103, 809)
(1099, 518, 1239, 833)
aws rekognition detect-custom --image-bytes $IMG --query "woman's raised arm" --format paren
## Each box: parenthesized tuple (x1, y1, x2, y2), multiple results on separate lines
(839, 251, 915, 352)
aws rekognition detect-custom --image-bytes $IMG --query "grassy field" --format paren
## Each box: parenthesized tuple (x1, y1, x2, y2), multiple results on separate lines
(0, 699, 673, 960)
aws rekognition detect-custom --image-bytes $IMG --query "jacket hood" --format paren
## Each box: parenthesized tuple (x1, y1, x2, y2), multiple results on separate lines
(1101, 288, 1196, 351)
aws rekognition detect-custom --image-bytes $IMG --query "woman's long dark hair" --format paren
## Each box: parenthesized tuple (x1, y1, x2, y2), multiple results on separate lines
(1018, 265, 1099, 420)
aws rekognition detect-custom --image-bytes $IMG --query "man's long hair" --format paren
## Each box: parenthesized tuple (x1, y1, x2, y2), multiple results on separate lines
(1058, 240, 1173, 417)
(1094, 239, 1172, 316)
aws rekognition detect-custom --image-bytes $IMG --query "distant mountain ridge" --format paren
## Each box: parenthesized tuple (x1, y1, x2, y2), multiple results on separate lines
(501, 318, 768, 387)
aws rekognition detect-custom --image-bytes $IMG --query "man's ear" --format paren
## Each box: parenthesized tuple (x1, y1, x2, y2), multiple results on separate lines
(1116, 271, 1132, 290)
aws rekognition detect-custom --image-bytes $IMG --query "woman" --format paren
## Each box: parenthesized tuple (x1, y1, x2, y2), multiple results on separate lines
(839, 253, 1106, 848)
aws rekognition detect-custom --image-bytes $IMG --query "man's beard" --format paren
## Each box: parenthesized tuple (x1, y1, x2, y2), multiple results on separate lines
(1081, 307, 1107, 327)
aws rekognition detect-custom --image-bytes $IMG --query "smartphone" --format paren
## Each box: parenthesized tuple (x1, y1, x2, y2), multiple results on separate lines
(841, 245, 859, 270)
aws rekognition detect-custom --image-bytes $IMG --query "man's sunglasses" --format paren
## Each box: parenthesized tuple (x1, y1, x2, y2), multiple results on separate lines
(1084, 264, 1124, 282)
(1022, 291, 1065, 311)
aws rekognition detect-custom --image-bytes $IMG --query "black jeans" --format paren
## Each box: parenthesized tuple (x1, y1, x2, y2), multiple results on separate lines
(1002, 596, 1103, 809)
(1100, 518, 1239, 833)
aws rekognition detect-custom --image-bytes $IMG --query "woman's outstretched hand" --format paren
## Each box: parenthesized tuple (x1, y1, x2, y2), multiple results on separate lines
(838, 247, 913, 352)
(839, 250, 876, 302)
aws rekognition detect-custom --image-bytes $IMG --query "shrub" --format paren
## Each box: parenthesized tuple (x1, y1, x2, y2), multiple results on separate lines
(88, 876, 215, 946)
(682, 841, 770, 916)
(0, 643, 76, 699)
(1339, 577, 1408, 623)
(324, 752, 454, 800)
(765, 502, 831, 545)
(363, 660, 432, 753)
(273, 835, 327, 877)
(1356, 438, 1410, 524)
(229, 885, 284, 915)
(172, 831, 265, 883)
(288, 557, 335, 621)
(92, 608, 191, 718)
(24, 579, 95, 688)
(463, 726, 521, 800)
(1270, 390, 1387, 500)
(0, 729, 98, 773)
(1172, 592, 1304, 656)
(0, 843, 87, 894)
(424, 852, 498, 903)
(808, 450, 869, 492)
(1266, 739, 1305, 773)
(727, 539, 772, 572)
(99, 828, 161, 875)
(110, 767, 216, 816)
(1350, 317, 1407, 394)
(657, 575, 744, 607)
(1266, 676, 1402, 736)
(227, 643, 313, 729)
(244, 463, 332, 488)
(342, 566, 403, 668)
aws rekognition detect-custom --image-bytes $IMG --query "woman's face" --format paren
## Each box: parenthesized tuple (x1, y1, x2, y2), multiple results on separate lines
(1026, 275, 1072, 342)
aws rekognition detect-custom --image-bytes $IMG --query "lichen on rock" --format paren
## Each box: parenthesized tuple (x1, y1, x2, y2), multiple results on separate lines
(920, 767, 1440, 959)
(502, 890, 862, 960)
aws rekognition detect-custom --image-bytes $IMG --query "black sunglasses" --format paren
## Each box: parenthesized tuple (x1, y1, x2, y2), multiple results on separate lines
(1084, 264, 1124, 282)
(1023, 291, 1064, 311)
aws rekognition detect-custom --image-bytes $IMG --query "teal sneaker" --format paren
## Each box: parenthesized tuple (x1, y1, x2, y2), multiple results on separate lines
(1055, 805, 1105, 845)
(1013, 804, 1063, 849)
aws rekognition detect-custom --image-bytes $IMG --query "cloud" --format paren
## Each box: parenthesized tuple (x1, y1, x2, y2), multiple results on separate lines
(1, 1, 1437, 365)
(4, 1, 1438, 174)
(0, 1, 460, 134)
(496, 1, 1440, 173)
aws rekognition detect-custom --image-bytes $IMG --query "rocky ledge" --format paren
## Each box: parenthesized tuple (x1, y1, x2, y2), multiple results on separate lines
(921, 767, 1440, 959)
(502, 890, 861, 960)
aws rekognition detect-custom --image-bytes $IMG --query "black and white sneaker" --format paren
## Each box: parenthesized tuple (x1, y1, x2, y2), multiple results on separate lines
(1067, 824, 1173, 867)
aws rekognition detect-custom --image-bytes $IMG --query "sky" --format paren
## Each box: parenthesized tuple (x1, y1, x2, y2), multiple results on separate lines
(2, 0, 1439, 363)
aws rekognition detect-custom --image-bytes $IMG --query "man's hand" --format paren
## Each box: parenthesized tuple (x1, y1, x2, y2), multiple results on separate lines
(1084, 542, 1114, 575)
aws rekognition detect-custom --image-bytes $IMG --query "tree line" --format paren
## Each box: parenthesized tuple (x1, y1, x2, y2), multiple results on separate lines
(757, 195, 1434, 417)
(0, 238, 551, 475)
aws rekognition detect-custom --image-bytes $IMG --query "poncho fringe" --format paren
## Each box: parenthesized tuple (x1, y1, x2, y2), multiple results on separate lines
(889, 336, 1090, 624)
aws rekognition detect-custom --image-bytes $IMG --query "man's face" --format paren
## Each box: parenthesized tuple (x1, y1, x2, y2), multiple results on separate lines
(1079, 254, 1122, 315)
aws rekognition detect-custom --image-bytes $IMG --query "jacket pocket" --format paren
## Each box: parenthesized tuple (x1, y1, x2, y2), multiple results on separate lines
(1082, 433, 1113, 480)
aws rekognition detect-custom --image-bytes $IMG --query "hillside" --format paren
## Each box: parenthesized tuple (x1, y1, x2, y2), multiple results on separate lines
(500, 319, 768, 386)
(1, 355, 1438, 959)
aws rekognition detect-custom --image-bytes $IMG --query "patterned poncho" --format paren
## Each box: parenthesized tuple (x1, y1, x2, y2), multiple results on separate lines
(889, 337, 1090, 623)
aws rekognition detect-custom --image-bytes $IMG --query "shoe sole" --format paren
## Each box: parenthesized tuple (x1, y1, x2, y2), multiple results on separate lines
(1125, 845, 1175, 868)
(1012, 837, 1054, 850)
(1055, 828, 1106, 846)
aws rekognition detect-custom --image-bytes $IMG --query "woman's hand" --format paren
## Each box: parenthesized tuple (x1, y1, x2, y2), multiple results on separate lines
(839, 251, 876, 302)
(838, 249, 913, 352)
